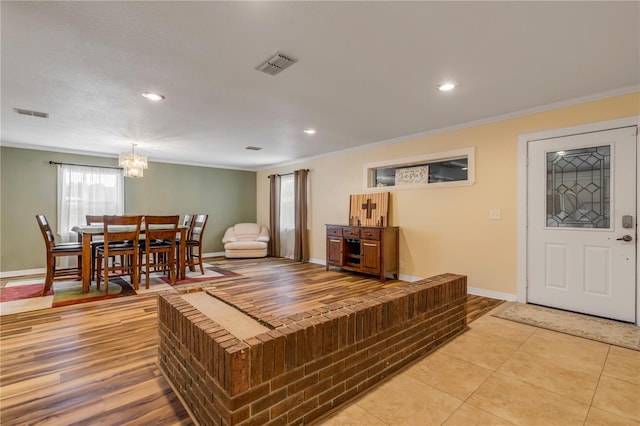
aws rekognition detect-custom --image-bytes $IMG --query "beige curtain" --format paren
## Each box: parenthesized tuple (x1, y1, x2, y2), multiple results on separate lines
(293, 169, 309, 261)
(268, 174, 281, 257)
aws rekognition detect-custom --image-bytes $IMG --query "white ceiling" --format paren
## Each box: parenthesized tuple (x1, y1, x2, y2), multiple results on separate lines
(2, 1, 638, 171)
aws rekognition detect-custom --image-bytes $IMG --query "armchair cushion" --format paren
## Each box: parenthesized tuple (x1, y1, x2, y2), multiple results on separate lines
(224, 241, 268, 250)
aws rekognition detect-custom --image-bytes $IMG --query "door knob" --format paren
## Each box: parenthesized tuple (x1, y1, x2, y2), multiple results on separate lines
(616, 235, 633, 242)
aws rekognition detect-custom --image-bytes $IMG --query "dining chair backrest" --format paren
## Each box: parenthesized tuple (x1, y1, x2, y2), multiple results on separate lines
(101, 215, 142, 249)
(35, 214, 57, 249)
(183, 214, 194, 239)
(86, 215, 104, 225)
(144, 215, 180, 244)
(191, 214, 208, 241)
(139, 215, 180, 288)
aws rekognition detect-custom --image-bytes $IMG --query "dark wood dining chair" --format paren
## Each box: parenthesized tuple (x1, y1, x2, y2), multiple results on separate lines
(139, 215, 179, 288)
(95, 215, 142, 294)
(186, 214, 208, 274)
(172, 214, 193, 278)
(87, 215, 127, 269)
(35, 214, 83, 296)
(85, 215, 107, 277)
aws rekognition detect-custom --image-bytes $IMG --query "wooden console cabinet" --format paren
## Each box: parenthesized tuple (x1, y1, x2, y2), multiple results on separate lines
(326, 225, 399, 282)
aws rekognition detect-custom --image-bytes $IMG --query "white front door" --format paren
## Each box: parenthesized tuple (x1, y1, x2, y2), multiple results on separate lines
(527, 126, 637, 322)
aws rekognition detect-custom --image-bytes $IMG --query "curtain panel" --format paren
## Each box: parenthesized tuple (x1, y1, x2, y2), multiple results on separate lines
(293, 169, 309, 262)
(268, 174, 281, 257)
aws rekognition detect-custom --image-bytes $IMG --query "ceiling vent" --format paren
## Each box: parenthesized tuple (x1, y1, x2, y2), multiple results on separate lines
(255, 53, 297, 76)
(245, 146, 263, 151)
(14, 108, 49, 118)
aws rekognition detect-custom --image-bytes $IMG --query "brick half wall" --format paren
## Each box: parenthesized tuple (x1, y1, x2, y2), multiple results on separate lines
(158, 273, 467, 425)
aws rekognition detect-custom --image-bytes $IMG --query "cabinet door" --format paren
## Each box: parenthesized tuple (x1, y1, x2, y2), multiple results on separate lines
(360, 240, 380, 273)
(327, 237, 343, 266)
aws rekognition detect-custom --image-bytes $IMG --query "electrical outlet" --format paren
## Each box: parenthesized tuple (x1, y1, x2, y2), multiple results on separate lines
(399, 260, 404, 268)
(489, 209, 501, 220)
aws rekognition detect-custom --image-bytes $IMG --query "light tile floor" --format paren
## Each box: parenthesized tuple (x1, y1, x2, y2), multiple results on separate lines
(318, 309, 640, 426)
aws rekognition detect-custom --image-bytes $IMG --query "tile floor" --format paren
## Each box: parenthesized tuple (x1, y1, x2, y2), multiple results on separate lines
(318, 308, 640, 426)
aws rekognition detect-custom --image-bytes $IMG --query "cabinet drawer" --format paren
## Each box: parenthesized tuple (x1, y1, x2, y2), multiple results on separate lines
(342, 227, 360, 238)
(360, 228, 381, 240)
(327, 226, 343, 237)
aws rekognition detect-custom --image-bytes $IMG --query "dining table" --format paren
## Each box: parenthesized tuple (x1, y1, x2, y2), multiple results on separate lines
(71, 224, 189, 293)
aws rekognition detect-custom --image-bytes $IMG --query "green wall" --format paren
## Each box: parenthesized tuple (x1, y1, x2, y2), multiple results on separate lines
(0, 146, 256, 272)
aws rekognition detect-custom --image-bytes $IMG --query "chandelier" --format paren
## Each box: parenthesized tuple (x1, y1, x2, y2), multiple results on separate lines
(119, 143, 148, 178)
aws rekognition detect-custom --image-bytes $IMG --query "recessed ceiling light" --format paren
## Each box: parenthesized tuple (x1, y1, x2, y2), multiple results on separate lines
(303, 129, 316, 134)
(142, 92, 165, 101)
(437, 82, 457, 92)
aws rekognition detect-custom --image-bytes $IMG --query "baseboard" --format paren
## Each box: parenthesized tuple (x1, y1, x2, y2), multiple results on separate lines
(399, 273, 422, 282)
(0, 268, 47, 279)
(202, 252, 225, 259)
(467, 286, 517, 301)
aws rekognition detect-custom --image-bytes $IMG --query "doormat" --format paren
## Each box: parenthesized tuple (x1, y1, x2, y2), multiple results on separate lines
(493, 302, 640, 351)
(0, 263, 242, 316)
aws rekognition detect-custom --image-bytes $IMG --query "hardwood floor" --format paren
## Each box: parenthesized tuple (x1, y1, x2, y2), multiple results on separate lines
(0, 257, 502, 425)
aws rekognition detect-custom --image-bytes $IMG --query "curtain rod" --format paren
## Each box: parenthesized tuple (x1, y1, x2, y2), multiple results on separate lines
(49, 160, 122, 170)
(267, 169, 310, 178)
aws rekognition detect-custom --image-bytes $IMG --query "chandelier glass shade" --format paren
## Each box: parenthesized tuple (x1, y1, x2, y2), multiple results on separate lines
(119, 144, 148, 178)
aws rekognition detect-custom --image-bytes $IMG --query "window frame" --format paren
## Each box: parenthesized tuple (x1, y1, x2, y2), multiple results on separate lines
(363, 147, 476, 191)
(57, 164, 125, 241)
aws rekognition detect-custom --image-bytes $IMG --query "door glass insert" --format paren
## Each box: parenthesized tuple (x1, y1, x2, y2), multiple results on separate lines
(546, 145, 610, 228)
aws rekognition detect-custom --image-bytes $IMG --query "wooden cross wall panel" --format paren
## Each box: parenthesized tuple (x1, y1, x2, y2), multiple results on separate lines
(349, 192, 389, 227)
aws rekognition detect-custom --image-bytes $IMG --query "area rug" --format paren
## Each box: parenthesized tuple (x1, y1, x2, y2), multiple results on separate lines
(0, 263, 242, 316)
(493, 302, 640, 351)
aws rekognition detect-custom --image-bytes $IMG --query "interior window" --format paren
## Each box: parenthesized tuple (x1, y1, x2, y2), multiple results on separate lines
(365, 147, 475, 190)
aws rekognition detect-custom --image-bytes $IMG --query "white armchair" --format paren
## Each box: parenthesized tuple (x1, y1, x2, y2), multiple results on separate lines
(222, 223, 270, 258)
